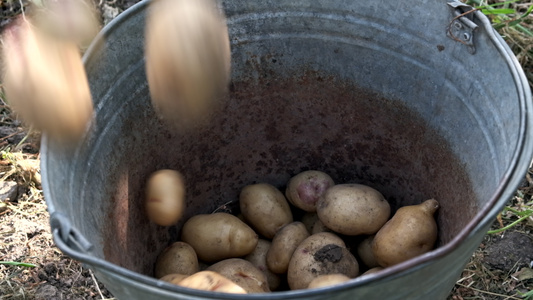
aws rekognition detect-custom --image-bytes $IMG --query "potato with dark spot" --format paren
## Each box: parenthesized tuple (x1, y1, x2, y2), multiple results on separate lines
(266, 222, 309, 274)
(177, 271, 247, 294)
(245, 239, 281, 291)
(154, 241, 199, 278)
(287, 232, 359, 290)
(207, 258, 270, 293)
(240, 183, 293, 239)
(181, 213, 258, 262)
(372, 199, 439, 267)
(285, 170, 335, 212)
(145, 169, 186, 226)
(317, 184, 390, 236)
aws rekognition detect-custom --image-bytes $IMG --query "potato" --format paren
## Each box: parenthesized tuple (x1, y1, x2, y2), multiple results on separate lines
(356, 235, 380, 269)
(145, 0, 230, 129)
(307, 274, 350, 289)
(177, 271, 247, 294)
(244, 239, 281, 291)
(287, 232, 359, 290)
(316, 184, 391, 235)
(239, 183, 293, 239)
(145, 169, 186, 226)
(285, 170, 335, 212)
(2, 19, 93, 143)
(372, 199, 439, 267)
(266, 222, 309, 274)
(301, 212, 319, 234)
(160, 273, 188, 285)
(361, 267, 384, 276)
(311, 219, 332, 234)
(207, 258, 270, 293)
(154, 242, 199, 278)
(181, 212, 258, 262)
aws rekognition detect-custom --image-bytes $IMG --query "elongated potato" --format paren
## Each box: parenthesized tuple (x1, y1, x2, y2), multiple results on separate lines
(145, 169, 186, 226)
(2, 19, 93, 143)
(145, 0, 230, 129)
(240, 183, 293, 239)
(154, 242, 199, 278)
(244, 239, 281, 291)
(207, 258, 270, 293)
(266, 222, 309, 274)
(177, 271, 247, 294)
(287, 232, 359, 290)
(181, 213, 258, 262)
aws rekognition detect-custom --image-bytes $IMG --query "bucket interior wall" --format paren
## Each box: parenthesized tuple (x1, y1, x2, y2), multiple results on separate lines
(43, 0, 523, 282)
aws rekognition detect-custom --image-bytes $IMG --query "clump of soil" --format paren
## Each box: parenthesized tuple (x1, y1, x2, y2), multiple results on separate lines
(483, 231, 533, 272)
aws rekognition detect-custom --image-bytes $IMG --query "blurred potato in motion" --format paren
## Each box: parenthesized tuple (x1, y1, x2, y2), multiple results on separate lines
(2, 19, 93, 143)
(145, 0, 231, 129)
(30, 0, 101, 49)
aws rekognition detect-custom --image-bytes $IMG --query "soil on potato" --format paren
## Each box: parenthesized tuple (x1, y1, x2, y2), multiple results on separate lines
(1, 0, 533, 299)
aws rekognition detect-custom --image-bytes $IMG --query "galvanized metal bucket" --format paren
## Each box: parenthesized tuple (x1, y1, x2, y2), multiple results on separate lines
(42, 0, 533, 299)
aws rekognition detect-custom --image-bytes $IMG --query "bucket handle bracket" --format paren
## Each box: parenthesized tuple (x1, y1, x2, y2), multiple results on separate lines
(50, 212, 94, 254)
(447, 1, 479, 54)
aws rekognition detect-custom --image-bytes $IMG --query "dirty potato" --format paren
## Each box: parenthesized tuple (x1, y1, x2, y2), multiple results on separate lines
(154, 241, 199, 278)
(287, 232, 359, 290)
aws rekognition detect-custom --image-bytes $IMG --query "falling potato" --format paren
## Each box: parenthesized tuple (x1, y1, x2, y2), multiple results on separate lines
(29, 0, 101, 49)
(145, 169, 186, 226)
(145, 0, 231, 129)
(2, 19, 94, 143)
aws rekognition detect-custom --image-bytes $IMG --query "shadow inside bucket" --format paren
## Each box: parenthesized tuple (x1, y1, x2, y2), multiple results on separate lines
(101, 69, 477, 278)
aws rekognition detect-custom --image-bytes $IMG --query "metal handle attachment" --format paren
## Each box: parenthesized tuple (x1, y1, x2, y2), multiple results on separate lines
(447, 1, 479, 54)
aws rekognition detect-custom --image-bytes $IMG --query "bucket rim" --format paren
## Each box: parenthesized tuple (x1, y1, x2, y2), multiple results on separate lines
(41, 0, 533, 297)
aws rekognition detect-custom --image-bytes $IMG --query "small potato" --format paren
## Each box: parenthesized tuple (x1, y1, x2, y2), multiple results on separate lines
(240, 183, 293, 239)
(245, 239, 281, 291)
(311, 219, 332, 234)
(307, 274, 351, 289)
(181, 212, 258, 262)
(145, 0, 230, 129)
(160, 273, 188, 285)
(177, 271, 247, 294)
(207, 258, 270, 293)
(145, 169, 186, 226)
(361, 267, 384, 276)
(266, 222, 309, 274)
(285, 170, 335, 212)
(317, 184, 391, 236)
(287, 232, 359, 290)
(154, 242, 199, 278)
(356, 235, 380, 269)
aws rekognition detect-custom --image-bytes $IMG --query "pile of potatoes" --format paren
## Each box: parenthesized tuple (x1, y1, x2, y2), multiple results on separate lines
(146, 170, 440, 294)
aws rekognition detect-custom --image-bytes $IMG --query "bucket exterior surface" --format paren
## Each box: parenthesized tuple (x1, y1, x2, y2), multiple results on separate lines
(42, 0, 533, 299)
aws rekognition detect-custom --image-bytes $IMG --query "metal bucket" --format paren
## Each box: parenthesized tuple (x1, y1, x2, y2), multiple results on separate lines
(42, 0, 533, 299)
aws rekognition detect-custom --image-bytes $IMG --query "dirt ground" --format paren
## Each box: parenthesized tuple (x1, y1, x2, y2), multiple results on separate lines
(1, 0, 533, 299)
